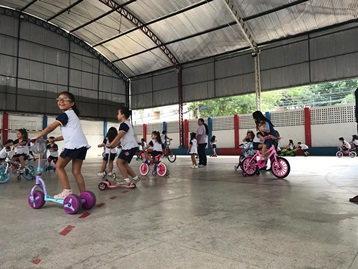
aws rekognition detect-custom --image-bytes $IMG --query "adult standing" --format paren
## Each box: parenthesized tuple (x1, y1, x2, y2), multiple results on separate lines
(196, 118, 208, 166)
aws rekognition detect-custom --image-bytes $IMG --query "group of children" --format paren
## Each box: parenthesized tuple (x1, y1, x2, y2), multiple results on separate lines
(0, 131, 59, 173)
(338, 135, 358, 154)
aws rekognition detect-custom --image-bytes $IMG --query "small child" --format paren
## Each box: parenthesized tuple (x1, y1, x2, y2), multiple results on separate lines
(47, 136, 59, 166)
(242, 131, 255, 157)
(0, 139, 13, 162)
(12, 129, 30, 173)
(297, 142, 309, 156)
(97, 127, 118, 177)
(350, 135, 358, 152)
(144, 131, 163, 161)
(210, 135, 217, 157)
(189, 132, 198, 168)
(339, 137, 351, 152)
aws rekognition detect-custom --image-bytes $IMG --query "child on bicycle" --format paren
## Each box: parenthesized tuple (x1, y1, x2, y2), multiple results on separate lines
(241, 130, 255, 157)
(97, 127, 118, 177)
(257, 121, 277, 160)
(297, 142, 309, 156)
(161, 130, 172, 154)
(210, 135, 217, 157)
(144, 131, 163, 162)
(0, 139, 13, 162)
(47, 136, 59, 167)
(339, 137, 351, 153)
(12, 129, 30, 173)
(189, 132, 198, 168)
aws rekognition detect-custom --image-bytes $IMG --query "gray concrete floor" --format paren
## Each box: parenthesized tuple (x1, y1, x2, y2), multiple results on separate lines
(1, 156, 358, 269)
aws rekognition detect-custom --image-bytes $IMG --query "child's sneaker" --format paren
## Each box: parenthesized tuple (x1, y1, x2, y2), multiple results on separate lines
(108, 172, 113, 176)
(116, 178, 130, 186)
(194, 165, 198, 168)
(17, 167, 25, 174)
(97, 171, 105, 177)
(54, 189, 72, 199)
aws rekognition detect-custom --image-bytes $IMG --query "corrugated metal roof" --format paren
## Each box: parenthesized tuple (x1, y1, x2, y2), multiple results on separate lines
(0, 0, 357, 78)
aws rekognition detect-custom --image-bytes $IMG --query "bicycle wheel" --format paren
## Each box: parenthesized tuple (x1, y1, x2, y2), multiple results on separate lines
(167, 150, 176, 163)
(349, 151, 356, 158)
(24, 164, 35, 180)
(0, 166, 11, 183)
(157, 163, 167, 176)
(242, 157, 258, 176)
(336, 151, 343, 158)
(271, 157, 290, 179)
(139, 163, 149, 176)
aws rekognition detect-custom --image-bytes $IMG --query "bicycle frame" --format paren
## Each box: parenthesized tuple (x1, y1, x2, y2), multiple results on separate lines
(246, 145, 279, 169)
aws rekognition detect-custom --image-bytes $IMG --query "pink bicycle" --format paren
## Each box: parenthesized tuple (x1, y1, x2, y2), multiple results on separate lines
(242, 143, 290, 179)
(139, 152, 169, 176)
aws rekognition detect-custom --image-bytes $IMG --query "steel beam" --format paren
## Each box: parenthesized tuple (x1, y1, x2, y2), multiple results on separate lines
(47, 0, 83, 22)
(222, 0, 261, 110)
(20, 0, 38, 12)
(70, 0, 137, 33)
(99, 0, 179, 66)
(0, 6, 128, 81)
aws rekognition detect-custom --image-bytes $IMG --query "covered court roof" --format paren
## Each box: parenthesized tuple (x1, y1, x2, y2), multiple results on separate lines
(0, 0, 357, 78)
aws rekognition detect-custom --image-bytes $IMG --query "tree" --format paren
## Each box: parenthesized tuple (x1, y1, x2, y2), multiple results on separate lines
(188, 79, 358, 117)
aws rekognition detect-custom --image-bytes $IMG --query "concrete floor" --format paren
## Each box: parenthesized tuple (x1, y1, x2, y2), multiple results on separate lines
(1, 155, 358, 269)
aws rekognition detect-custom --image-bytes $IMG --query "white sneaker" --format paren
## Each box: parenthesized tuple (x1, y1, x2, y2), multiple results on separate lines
(54, 189, 72, 199)
(191, 165, 196, 168)
(194, 165, 198, 168)
(108, 172, 113, 176)
(97, 172, 105, 177)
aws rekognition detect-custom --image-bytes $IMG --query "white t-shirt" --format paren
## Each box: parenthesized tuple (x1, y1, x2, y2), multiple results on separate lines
(189, 139, 198, 154)
(299, 144, 309, 150)
(149, 140, 163, 152)
(56, 110, 90, 150)
(0, 148, 7, 159)
(196, 125, 208, 144)
(103, 138, 117, 154)
(118, 120, 138, 150)
(343, 140, 351, 149)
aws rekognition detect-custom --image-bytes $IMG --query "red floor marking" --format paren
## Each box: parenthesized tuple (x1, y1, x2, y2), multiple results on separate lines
(60, 225, 75, 236)
(31, 257, 41, 264)
(96, 202, 105, 207)
(109, 196, 117, 200)
(79, 212, 91, 219)
(121, 190, 129, 193)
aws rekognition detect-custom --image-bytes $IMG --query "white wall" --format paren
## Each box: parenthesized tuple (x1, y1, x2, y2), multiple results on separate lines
(312, 123, 357, 147)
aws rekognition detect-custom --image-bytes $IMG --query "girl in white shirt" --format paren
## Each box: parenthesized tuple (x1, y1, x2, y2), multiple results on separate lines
(189, 132, 198, 168)
(32, 91, 90, 199)
(144, 131, 163, 161)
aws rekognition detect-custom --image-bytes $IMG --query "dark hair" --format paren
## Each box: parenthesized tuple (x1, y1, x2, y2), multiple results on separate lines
(4, 139, 13, 145)
(118, 107, 132, 119)
(5, 146, 11, 151)
(210, 135, 216, 142)
(353, 135, 358, 140)
(141, 138, 146, 142)
(198, 118, 209, 135)
(152, 131, 162, 144)
(246, 131, 255, 141)
(17, 128, 28, 140)
(339, 137, 344, 141)
(252, 111, 275, 128)
(289, 139, 294, 144)
(190, 132, 196, 140)
(162, 130, 167, 134)
(49, 136, 55, 139)
(297, 142, 302, 144)
(59, 91, 80, 116)
(106, 127, 118, 143)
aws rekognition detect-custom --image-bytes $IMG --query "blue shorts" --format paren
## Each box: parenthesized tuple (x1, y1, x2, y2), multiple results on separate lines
(118, 147, 138, 164)
(60, 147, 88, 160)
(103, 153, 116, 161)
(13, 154, 28, 160)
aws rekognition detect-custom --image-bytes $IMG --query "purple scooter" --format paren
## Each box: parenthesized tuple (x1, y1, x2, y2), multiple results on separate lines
(27, 139, 96, 214)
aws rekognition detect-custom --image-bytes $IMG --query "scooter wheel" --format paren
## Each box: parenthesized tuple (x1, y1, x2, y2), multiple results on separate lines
(63, 194, 81, 214)
(80, 191, 96, 210)
(129, 183, 136, 189)
(98, 182, 108, 191)
(28, 190, 46, 209)
(112, 173, 117, 180)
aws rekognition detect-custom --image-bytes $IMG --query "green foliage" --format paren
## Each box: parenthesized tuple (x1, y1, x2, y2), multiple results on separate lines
(188, 79, 358, 117)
